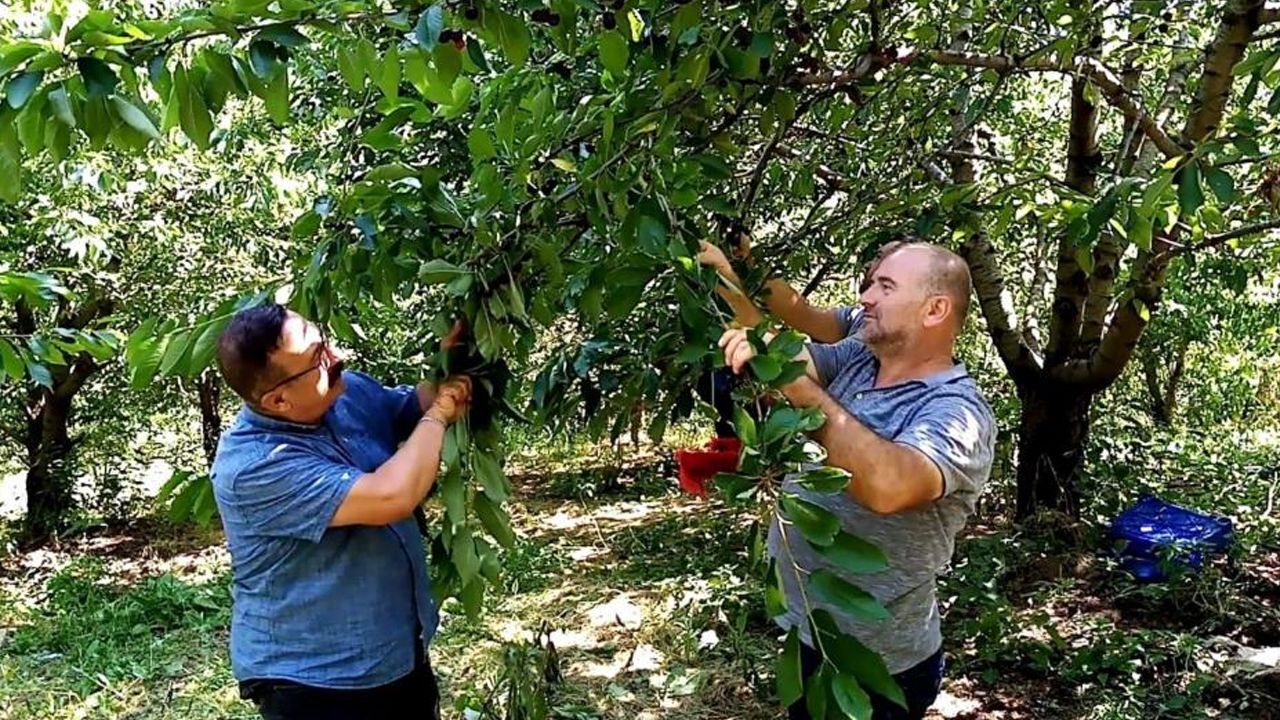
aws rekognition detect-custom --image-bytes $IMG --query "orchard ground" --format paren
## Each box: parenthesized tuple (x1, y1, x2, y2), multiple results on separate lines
(1, 427, 1278, 720)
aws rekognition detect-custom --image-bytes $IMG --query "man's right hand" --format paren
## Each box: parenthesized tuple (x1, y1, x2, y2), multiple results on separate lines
(428, 375, 472, 424)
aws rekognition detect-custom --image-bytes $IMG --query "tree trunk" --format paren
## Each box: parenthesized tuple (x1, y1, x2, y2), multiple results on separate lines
(23, 388, 76, 539)
(197, 369, 223, 466)
(1015, 382, 1094, 521)
(1140, 341, 1188, 425)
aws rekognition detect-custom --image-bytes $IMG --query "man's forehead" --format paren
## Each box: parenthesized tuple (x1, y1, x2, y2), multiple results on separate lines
(277, 312, 317, 353)
(875, 247, 929, 281)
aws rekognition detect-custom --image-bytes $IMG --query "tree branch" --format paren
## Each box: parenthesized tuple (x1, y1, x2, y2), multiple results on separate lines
(1080, 56, 1193, 349)
(918, 50, 1185, 158)
(1049, 243, 1172, 389)
(1168, 217, 1280, 256)
(943, 43, 1039, 380)
(1044, 72, 1098, 365)
(1064, 0, 1268, 388)
(1181, 0, 1267, 144)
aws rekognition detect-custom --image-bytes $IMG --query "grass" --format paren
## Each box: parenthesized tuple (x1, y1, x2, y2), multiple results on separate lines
(1, 434, 1278, 720)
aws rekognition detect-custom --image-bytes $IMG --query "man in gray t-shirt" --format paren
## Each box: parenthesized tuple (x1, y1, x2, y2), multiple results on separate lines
(709, 241, 995, 720)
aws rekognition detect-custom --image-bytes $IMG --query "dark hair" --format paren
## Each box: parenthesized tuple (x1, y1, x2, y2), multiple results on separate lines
(217, 303, 288, 402)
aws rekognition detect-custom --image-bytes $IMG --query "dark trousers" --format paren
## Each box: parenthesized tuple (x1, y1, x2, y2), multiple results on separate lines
(787, 642, 944, 720)
(239, 651, 441, 720)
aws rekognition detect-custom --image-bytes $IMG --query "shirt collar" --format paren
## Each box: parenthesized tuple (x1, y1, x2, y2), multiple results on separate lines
(920, 360, 970, 387)
(239, 403, 324, 433)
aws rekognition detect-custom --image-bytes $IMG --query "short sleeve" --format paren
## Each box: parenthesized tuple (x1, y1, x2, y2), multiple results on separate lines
(807, 337, 864, 387)
(833, 306, 865, 338)
(228, 446, 363, 542)
(383, 383, 423, 442)
(893, 392, 995, 499)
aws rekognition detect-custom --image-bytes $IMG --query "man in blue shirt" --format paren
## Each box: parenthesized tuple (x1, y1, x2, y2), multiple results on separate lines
(209, 303, 472, 720)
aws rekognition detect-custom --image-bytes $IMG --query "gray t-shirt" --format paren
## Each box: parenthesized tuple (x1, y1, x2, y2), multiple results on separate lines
(766, 313, 995, 673)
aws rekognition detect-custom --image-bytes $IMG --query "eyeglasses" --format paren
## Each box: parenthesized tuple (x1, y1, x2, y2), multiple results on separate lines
(255, 326, 334, 403)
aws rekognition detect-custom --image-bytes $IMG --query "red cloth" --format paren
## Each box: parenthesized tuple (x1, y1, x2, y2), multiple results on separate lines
(675, 437, 742, 497)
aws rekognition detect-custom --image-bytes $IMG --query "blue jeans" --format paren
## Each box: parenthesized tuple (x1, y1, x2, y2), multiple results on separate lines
(788, 642, 945, 720)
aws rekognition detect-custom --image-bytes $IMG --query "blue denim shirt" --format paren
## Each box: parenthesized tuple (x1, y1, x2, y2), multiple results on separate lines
(210, 370, 440, 689)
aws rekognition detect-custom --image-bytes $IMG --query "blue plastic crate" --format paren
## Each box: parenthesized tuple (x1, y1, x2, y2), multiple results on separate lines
(1108, 495, 1234, 582)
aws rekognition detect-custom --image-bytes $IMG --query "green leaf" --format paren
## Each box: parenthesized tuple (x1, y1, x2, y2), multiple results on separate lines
(0, 339, 24, 379)
(813, 531, 889, 574)
(808, 570, 890, 622)
(256, 26, 309, 49)
(467, 126, 496, 161)
(0, 119, 22, 203)
(781, 495, 839, 547)
(733, 405, 757, 445)
(263, 66, 289, 124)
(440, 470, 466, 527)
(452, 527, 480, 585)
(805, 665, 829, 720)
(129, 335, 166, 389)
(605, 282, 644, 319)
(154, 469, 189, 506)
(169, 476, 203, 522)
(337, 46, 364, 92)
(175, 66, 214, 149)
(471, 450, 509, 502)
(48, 87, 75, 127)
(378, 45, 400, 99)
(0, 43, 44, 76)
(416, 5, 444, 49)
(5, 71, 42, 109)
(473, 491, 516, 549)
(599, 31, 629, 75)
(796, 467, 850, 494)
(498, 13, 531, 67)
(433, 44, 461, 86)
(1268, 84, 1280, 115)
(765, 559, 788, 617)
(185, 319, 224, 375)
(111, 96, 161, 140)
(748, 354, 783, 383)
(77, 57, 119, 98)
(1177, 162, 1204, 217)
(419, 259, 468, 283)
(1128, 210, 1153, 252)
(158, 329, 191, 375)
(459, 578, 484, 619)
(713, 472, 756, 501)
(25, 358, 52, 388)
(1204, 167, 1236, 203)
(819, 619, 907, 710)
(832, 673, 872, 720)
(777, 627, 804, 706)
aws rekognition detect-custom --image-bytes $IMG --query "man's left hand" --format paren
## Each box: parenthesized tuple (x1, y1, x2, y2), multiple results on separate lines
(719, 328, 771, 375)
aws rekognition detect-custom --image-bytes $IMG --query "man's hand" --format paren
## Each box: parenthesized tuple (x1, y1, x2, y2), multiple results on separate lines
(441, 319, 467, 351)
(428, 375, 472, 424)
(718, 328, 763, 375)
(697, 240, 734, 276)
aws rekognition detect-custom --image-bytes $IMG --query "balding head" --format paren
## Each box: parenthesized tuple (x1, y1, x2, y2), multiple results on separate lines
(857, 241, 973, 357)
(895, 243, 972, 330)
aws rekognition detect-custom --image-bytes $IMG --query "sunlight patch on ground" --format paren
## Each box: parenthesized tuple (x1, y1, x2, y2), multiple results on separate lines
(586, 592, 646, 629)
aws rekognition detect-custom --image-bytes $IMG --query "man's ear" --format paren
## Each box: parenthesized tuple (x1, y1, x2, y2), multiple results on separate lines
(922, 295, 953, 329)
(259, 390, 289, 414)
